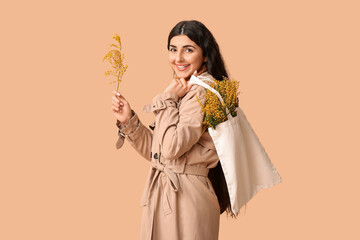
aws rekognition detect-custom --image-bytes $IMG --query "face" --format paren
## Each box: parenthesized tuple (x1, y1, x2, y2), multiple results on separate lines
(168, 35, 207, 80)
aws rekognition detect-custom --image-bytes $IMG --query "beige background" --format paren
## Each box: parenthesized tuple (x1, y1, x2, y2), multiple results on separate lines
(1, 0, 359, 239)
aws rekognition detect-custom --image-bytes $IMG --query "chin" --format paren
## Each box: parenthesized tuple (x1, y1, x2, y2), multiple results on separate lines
(175, 72, 192, 80)
(179, 75, 191, 80)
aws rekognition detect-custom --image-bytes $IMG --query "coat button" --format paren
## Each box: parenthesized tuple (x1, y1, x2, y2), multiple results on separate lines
(154, 153, 158, 159)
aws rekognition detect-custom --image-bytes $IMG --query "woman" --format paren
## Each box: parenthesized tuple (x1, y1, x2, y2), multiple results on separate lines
(111, 20, 232, 240)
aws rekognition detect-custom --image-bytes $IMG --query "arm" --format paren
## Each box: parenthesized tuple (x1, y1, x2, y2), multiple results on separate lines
(150, 87, 206, 160)
(116, 110, 153, 162)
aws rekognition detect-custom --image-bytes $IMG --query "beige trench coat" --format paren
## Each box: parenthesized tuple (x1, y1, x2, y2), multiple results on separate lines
(115, 72, 220, 240)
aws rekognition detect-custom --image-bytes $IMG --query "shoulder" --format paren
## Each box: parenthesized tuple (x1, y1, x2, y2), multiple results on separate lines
(189, 84, 201, 92)
(186, 71, 215, 96)
(183, 84, 206, 102)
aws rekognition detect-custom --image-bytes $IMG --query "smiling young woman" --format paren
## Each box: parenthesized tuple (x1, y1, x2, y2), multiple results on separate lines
(112, 20, 230, 240)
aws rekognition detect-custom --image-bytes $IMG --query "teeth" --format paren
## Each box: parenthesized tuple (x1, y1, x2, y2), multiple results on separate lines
(177, 65, 189, 70)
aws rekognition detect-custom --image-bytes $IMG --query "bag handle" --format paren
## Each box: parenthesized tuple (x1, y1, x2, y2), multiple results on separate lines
(189, 75, 232, 118)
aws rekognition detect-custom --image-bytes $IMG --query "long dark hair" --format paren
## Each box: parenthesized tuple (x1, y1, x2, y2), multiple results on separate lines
(168, 20, 242, 218)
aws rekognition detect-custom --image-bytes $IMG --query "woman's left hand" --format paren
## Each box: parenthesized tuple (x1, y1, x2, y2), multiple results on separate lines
(164, 77, 192, 98)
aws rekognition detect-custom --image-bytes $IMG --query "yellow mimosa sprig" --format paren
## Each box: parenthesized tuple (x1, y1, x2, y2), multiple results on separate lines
(103, 34, 128, 91)
(196, 77, 240, 131)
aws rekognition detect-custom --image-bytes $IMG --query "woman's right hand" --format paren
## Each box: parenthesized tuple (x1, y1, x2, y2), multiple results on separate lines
(111, 90, 133, 125)
(164, 77, 191, 98)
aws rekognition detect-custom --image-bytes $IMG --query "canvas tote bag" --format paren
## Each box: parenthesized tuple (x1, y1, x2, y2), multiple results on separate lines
(189, 75, 283, 215)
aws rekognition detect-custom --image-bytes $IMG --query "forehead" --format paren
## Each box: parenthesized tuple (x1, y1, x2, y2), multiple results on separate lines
(169, 35, 199, 48)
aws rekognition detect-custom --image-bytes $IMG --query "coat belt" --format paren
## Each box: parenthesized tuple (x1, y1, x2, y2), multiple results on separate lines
(141, 161, 210, 208)
(150, 161, 209, 192)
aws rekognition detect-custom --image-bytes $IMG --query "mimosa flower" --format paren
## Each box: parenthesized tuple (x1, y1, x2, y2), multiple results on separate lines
(196, 77, 240, 132)
(103, 34, 128, 91)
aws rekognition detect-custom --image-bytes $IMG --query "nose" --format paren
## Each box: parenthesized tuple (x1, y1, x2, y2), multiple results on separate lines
(175, 51, 184, 63)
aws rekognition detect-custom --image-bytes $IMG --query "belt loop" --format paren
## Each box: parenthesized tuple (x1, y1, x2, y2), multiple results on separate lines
(159, 100, 164, 109)
(155, 100, 165, 110)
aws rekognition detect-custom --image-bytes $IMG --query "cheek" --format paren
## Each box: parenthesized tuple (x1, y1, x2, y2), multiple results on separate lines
(168, 54, 175, 64)
(190, 55, 204, 67)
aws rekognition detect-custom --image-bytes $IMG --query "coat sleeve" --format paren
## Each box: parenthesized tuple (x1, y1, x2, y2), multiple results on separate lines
(116, 110, 153, 162)
(151, 87, 206, 160)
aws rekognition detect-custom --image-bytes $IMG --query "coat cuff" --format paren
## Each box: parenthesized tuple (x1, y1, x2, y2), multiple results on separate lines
(116, 110, 139, 136)
(142, 92, 179, 113)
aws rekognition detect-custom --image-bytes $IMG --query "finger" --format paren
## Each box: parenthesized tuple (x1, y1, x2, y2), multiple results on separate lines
(112, 96, 120, 103)
(193, 70, 198, 76)
(179, 78, 187, 88)
(112, 97, 124, 106)
(179, 77, 185, 83)
(171, 79, 177, 86)
(112, 101, 119, 107)
(114, 99, 123, 106)
(112, 101, 121, 108)
(114, 91, 126, 101)
(113, 90, 121, 97)
(117, 94, 127, 103)
(111, 106, 119, 112)
(186, 82, 192, 91)
(177, 79, 185, 90)
(175, 78, 181, 86)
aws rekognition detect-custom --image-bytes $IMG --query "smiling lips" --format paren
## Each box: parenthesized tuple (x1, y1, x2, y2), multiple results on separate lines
(176, 64, 190, 71)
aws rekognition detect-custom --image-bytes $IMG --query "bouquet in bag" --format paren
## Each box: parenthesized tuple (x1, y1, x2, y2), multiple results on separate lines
(196, 77, 241, 132)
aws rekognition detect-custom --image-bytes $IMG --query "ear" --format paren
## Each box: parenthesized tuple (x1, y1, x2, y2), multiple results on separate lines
(204, 57, 207, 62)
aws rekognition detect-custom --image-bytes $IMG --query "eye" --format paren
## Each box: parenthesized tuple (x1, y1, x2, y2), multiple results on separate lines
(185, 48, 193, 53)
(169, 48, 177, 52)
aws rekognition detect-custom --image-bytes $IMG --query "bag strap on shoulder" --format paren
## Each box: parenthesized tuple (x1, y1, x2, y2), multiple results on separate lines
(189, 75, 232, 118)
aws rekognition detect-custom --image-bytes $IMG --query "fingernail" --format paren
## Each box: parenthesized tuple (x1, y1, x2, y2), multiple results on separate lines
(116, 92, 120, 96)
(194, 70, 197, 75)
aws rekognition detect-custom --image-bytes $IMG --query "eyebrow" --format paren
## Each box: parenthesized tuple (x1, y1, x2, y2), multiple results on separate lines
(169, 44, 196, 48)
